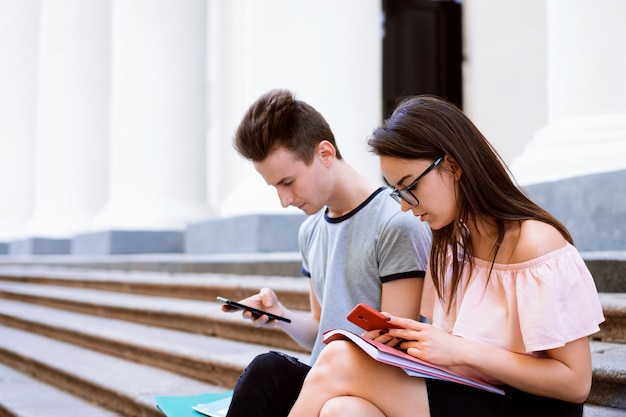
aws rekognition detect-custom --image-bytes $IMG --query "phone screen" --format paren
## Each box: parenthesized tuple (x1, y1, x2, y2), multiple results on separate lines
(217, 296, 291, 323)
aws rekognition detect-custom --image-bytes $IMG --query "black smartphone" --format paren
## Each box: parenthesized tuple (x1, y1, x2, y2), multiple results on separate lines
(216, 296, 291, 323)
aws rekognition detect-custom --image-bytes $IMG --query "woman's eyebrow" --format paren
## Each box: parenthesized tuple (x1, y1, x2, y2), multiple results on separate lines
(394, 174, 412, 187)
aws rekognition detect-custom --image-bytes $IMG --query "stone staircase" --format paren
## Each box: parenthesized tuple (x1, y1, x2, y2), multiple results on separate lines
(0, 253, 624, 417)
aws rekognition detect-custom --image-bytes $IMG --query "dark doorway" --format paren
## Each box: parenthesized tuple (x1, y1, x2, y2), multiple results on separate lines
(382, 0, 463, 118)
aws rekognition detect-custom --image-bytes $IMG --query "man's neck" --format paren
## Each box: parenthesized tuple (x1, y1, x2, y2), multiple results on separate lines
(325, 162, 379, 218)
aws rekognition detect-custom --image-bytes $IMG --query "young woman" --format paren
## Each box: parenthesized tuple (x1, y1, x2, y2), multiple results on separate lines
(285, 95, 605, 417)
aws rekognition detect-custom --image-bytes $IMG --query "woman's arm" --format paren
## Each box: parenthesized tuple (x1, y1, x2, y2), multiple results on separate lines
(387, 316, 593, 403)
(459, 334, 592, 403)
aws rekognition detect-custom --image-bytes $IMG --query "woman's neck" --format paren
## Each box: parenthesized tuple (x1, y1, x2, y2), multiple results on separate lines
(465, 217, 521, 264)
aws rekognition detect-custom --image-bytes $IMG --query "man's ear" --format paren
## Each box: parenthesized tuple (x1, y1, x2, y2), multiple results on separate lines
(317, 140, 336, 165)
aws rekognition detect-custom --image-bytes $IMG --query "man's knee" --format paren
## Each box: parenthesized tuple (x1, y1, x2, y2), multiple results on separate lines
(239, 351, 306, 380)
(235, 351, 310, 393)
(240, 352, 283, 378)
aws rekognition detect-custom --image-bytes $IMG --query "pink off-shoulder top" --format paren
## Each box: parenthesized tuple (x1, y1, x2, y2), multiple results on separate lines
(433, 243, 605, 354)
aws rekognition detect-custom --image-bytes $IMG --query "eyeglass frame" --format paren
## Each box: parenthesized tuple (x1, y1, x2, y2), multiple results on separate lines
(389, 156, 444, 206)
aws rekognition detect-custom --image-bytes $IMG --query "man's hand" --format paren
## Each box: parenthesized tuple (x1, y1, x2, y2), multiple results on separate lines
(221, 288, 286, 327)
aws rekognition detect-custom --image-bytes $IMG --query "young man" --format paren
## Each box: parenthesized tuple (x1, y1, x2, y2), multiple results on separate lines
(222, 89, 432, 417)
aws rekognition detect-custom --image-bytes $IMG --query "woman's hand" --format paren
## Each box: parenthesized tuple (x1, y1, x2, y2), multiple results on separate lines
(358, 311, 406, 347)
(384, 315, 467, 367)
(362, 328, 403, 347)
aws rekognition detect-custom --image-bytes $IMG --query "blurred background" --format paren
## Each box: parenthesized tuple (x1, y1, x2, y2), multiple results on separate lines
(0, 0, 624, 255)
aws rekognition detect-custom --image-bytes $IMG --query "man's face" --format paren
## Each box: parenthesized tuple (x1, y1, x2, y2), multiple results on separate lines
(254, 146, 331, 215)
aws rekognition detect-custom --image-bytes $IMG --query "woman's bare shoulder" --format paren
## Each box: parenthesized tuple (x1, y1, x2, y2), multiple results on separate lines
(512, 220, 568, 263)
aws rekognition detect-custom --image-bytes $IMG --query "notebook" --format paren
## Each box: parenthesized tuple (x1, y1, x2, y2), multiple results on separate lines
(191, 395, 232, 417)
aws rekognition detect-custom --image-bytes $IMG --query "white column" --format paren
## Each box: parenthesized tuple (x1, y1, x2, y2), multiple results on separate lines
(0, 0, 40, 240)
(218, 0, 382, 216)
(511, 0, 626, 185)
(462, 0, 547, 164)
(93, 0, 212, 231)
(206, 0, 250, 214)
(20, 0, 110, 238)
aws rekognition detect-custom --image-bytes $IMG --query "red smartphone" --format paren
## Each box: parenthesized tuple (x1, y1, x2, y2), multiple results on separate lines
(347, 303, 402, 331)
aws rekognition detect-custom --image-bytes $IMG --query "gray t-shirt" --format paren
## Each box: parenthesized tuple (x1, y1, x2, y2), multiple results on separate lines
(299, 187, 432, 363)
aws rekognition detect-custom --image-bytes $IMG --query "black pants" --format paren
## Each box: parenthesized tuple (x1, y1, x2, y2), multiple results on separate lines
(226, 351, 311, 417)
(426, 379, 583, 417)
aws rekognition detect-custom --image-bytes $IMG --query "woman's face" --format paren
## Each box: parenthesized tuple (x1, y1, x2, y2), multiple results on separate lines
(380, 155, 459, 230)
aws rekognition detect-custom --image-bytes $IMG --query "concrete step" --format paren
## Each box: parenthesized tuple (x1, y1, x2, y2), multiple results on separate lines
(0, 264, 311, 310)
(2, 272, 624, 348)
(0, 265, 623, 342)
(0, 282, 626, 407)
(0, 281, 309, 353)
(0, 309, 623, 415)
(596, 293, 626, 343)
(0, 252, 304, 276)
(0, 256, 624, 415)
(0, 325, 230, 417)
(0, 362, 122, 417)
(0, 298, 310, 388)
(588, 341, 626, 409)
(584, 404, 626, 417)
(1, 250, 623, 290)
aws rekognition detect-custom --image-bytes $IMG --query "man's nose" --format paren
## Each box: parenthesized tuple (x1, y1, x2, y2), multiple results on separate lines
(278, 189, 294, 208)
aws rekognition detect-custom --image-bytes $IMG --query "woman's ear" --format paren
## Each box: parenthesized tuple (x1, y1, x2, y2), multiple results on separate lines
(444, 155, 462, 180)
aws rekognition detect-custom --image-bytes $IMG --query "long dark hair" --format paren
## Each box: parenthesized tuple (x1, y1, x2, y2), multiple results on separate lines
(368, 95, 573, 304)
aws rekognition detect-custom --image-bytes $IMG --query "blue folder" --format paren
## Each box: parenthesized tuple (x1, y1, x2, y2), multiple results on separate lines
(155, 391, 234, 417)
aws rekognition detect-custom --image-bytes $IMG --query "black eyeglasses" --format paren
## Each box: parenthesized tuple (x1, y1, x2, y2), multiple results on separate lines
(389, 157, 443, 206)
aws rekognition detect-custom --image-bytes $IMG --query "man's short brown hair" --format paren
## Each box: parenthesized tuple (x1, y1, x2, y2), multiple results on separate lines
(233, 89, 342, 164)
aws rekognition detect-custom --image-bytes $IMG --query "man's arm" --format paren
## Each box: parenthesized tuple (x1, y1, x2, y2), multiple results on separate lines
(275, 281, 320, 350)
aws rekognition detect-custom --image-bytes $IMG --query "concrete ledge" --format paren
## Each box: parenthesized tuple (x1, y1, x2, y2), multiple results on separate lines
(186, 214, 306, 254)
(0, 252, 303, 276)
(522, 169, 626, 252)
(583, 252, 626, 292)
(72, 230, 184, 255)
(9, 238, 71, 255)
